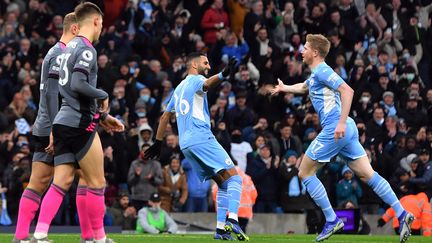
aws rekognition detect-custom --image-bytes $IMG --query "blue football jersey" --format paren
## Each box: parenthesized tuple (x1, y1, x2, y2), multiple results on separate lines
(166, 75, 214, 149)
(305, 62, 345, 128)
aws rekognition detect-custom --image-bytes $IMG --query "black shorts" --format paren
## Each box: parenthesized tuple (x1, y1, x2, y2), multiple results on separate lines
(52, 124, 97, 166)
(32, 135, 53, 165)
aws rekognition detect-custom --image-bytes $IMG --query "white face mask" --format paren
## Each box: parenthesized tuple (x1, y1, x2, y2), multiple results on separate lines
(376, 118, 384, 125)
(360, 96, 370, 103)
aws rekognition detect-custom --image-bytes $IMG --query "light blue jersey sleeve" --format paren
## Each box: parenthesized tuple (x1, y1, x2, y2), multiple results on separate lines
(166, 95, 175, 113)
(317, 66, 345, 91)
(190, 75, 206, 93)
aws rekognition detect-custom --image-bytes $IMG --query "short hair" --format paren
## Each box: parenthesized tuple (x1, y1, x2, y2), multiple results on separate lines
(63, 12, 77, 31)
(186, 52, 206, 68)
(74, 2, 103, 23)
(306, 34, 330, 58)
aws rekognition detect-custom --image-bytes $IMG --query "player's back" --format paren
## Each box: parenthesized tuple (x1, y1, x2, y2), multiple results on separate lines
(306, 62, 345, 128)
(168, 75, 214, 149)
(33, 42, 65, 136)
(54, 36, 98, 129)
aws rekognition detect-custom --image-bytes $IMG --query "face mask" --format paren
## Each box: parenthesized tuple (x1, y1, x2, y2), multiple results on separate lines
(406, 73, 415, 82)
(140, 94, 150, 102)
(136, 112, 146, 118)
(403, 52, 410, 60)
(232, 134, 242, 143)
(360, 96, 370, 103)
(376, 118, 384, 125)
(149, 206, 160, 212)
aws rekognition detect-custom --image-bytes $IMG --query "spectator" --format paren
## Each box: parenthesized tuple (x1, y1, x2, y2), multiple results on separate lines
(200, 0, 229, 46)
(278, 150, 311, 213)
(136, 192, 178, 234)
(106, 193, 137, 230)
(408, 149, 432, 198)
(336, 166, 363, 208)
(159, 134, 180, 167)
(182, 158, 211, 213)
(278, 124, 302, 158)
(128, 144, 163, 210)
(246, 144, 280, 213)
(159, 155, 188, 212)
(221, 31, 249, 65)
(226, 92, 255, 130)
(230, 128, 253, 172)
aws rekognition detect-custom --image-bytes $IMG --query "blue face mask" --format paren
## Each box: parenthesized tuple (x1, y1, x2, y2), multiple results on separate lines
(140, 94, 150, 102)
(136, 112, 146, 118)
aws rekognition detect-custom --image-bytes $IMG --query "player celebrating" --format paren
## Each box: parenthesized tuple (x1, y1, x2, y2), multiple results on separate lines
(12, 13, 90, 243)
(270, 34, 413, 243)
(32, 3, 123, 243)
(145, 53, 248, 241)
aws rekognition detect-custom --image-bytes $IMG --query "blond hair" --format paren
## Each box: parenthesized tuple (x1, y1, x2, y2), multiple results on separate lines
(306, 34, 330, 58)
(63, 12, 77, 32)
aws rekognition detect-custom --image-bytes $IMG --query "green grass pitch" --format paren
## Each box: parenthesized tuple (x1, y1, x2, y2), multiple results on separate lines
(0, 234, 428, 242)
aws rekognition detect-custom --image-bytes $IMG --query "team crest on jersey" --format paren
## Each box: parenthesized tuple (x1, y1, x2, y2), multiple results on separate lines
(82, 50, 93, 61)
(225, 157, 233, 166)
(309, 78, 314, 86)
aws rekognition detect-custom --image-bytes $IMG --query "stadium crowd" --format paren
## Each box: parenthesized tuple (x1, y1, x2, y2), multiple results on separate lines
(0, 0, 431, 233)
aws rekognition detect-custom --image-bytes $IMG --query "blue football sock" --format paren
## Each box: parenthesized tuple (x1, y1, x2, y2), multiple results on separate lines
(216, 184, 228, 229)
(225, 175, 242, 222)
(367, 172, 404, 217)
(303, 175, 337, 222)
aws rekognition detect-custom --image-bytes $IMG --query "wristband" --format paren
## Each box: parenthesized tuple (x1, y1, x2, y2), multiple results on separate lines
(218, 72, 224, 80)
(100, 112, 108, 121)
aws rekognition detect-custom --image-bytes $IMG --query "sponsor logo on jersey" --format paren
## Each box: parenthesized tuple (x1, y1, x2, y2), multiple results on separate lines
(82, 50, 93, 61)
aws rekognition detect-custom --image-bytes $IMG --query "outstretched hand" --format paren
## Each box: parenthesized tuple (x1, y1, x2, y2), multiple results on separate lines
(221, 57, 238, 78)
(270, 78, 286, 96)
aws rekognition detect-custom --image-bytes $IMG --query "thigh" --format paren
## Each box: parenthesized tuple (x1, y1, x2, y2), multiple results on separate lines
(32, 135, 53, 164)
(298, 153, 323, 179)
(78, 133, 104, 186)
(305, 131, 343, 163)
(339, 121, 367, 161)
(347, 156, 375, 182)
(30, 161, 54, 180)
(52, 164, 76, 190)
(184, 140, 234, 181)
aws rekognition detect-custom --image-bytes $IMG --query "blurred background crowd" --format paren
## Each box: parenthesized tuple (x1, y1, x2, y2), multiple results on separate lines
(0, 0, 431, 232)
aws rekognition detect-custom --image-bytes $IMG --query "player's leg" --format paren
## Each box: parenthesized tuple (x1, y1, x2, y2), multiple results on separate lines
(75, 170, 93, 242)
(14, 162, 53, 241)
(301, 134, 345, 242)
(77, 133, 108, 242)
(341, 119, 413, 243)
(347, 156, 413, 243)
(33, 164, 76, 240)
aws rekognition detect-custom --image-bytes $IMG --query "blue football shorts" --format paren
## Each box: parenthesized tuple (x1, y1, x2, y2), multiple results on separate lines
(305, 118, 367, 162)
(182, 138, 234, 181)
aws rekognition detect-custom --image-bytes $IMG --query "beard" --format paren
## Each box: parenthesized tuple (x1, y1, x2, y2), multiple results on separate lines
(197, 66, 209, 76)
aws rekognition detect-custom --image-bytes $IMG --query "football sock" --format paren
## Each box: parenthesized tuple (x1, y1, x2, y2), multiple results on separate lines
(367, 172, 404, 217)
(302, 175, 337, 222)
(76, 186, 93, 240)
(216, 184, 228, 230)
(226, 175, 242, 222)
(15, 188, 41, 240)
(34, 184, 66, 237)
(87, 187, 106, 240)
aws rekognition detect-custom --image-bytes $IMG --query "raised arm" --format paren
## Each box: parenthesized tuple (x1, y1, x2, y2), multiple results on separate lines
(203, 57, 237, 91)
(270, 78, 308, 95)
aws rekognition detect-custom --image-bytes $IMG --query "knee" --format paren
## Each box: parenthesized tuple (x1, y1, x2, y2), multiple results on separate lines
(53, 174, 75, 190)
(28, 173, 53, 194)
(86, 176, 106, 189)
(298, 169, 308, 181)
